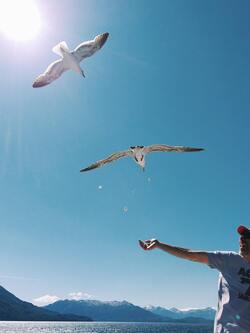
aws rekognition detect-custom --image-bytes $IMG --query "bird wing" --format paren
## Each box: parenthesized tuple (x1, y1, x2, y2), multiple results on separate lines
(143, 144, 204, 153)
(72, 32, 109, 63)
(80, 150, 131, 172)
(32, 59, 67, 88)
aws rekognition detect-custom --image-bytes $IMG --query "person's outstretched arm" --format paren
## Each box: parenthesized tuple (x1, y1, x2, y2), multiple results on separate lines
(139, 239, 209, 264)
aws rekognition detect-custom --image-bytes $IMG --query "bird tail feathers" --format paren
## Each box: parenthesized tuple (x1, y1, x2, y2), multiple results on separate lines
(52, 41, 70, 57)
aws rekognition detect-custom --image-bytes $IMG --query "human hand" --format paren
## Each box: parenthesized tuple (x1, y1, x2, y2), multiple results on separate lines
(138, 239, 159, 250)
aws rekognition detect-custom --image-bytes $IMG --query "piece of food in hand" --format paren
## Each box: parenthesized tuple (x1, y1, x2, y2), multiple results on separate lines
(139, 239, 157, 250)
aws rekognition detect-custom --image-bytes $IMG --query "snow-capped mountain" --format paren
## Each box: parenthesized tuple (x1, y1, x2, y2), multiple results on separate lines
(145, 305, 216, 320)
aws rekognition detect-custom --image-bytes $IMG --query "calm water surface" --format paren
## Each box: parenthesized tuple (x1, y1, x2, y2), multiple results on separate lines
(0, 322, 213, 333)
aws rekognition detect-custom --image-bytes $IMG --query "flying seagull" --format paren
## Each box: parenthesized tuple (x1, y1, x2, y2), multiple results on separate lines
(32, 32, 109, 88)
(80, 144, 204, 172)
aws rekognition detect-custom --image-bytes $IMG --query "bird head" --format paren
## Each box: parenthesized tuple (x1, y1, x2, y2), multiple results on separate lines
(134, 154, 145, 171)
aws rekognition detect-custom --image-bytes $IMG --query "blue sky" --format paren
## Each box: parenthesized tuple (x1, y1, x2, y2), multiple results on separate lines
(1, 0, 250, 309)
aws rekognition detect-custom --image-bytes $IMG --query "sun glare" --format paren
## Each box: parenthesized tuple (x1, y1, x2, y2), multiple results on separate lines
(0, 0, 42, 41)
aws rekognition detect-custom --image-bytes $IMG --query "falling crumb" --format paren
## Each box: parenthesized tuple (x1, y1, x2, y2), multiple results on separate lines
(98, 185, 103, 190)
(123, 206, 128, 213)
(147, 177, 151, 182)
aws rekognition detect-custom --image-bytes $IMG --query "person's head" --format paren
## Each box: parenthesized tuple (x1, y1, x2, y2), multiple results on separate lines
(237, 225, 250, 257)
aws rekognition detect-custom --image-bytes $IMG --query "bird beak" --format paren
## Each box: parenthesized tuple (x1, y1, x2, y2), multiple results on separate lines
(82, 70, 85, 78)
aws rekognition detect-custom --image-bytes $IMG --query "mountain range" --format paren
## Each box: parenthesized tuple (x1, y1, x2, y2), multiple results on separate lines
(45, 299, 164, 322)
(0, 285, 215, 323)
(145, 305, 216, 320)
(0, 286, 91, 321)
(45, 299, 215, 323)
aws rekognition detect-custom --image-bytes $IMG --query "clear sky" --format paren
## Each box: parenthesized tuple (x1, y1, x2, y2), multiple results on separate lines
(1, 0, 250, 309)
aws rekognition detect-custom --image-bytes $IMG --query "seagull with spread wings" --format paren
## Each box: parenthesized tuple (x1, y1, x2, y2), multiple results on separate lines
(32, 32, 109, 88)
(80, 144, 204, 172)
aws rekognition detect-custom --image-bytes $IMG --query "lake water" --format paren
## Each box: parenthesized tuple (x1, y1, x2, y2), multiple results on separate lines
(0, 321, 213, 333)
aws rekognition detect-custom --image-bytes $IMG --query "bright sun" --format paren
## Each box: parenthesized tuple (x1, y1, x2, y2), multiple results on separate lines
(0, 0, 42, 41)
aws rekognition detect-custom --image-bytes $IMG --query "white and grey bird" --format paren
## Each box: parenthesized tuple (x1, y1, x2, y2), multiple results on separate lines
(80, 144, 204, 172)
(32, 32, 109, 88)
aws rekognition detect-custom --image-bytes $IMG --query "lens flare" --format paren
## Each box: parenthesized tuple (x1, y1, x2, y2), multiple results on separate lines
(0, 0, 42, 41)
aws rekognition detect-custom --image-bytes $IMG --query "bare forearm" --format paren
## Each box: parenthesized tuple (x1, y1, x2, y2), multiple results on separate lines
(157, 242, 208, 264)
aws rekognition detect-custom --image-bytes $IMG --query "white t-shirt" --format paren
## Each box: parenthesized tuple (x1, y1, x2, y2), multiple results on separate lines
(208, 251, 250, 333)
